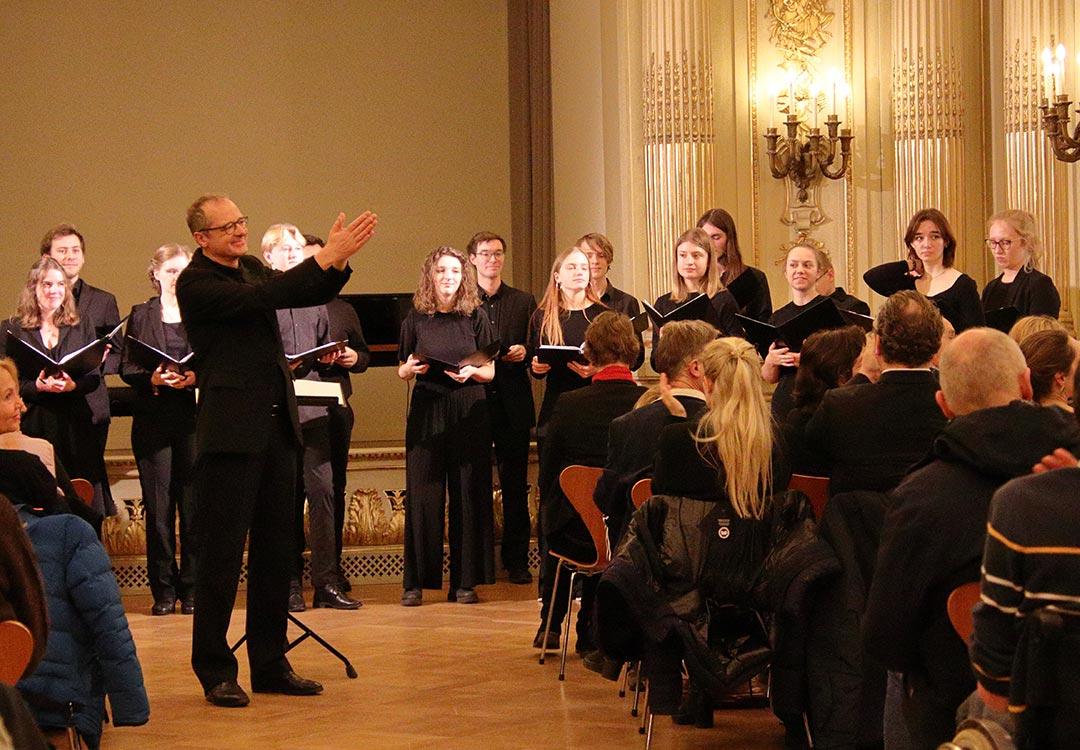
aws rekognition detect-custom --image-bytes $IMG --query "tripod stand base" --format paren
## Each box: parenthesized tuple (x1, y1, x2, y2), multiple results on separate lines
(230, 613, 358, 679)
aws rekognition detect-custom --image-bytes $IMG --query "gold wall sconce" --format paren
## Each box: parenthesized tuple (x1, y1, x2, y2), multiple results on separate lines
(763, 68, 854, 201)
(1039, 43, 1080, 163)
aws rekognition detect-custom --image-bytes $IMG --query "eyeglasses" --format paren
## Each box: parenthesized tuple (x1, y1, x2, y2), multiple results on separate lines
(985, 239, 1014, 250)
(200, 216, 249, 235)
(476, 250, 505, 260)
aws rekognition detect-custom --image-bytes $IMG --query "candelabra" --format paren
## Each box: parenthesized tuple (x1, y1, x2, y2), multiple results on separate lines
(764, 114, 854, 203)
(1039, 96, 1080, 163)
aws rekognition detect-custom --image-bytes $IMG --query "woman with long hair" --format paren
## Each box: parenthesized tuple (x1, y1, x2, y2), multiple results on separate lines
(398, 246, 496, 606)
(1019, 328, 1080, 414)
(120, 244, 198, 616)
(528, 246, 606, 435)
(981, 209, 1061, 318)
(697, 208, 772, 320)
(863, 208, 984, 331)
(1, 256, 108, 512)
(652, 228, 743, 337)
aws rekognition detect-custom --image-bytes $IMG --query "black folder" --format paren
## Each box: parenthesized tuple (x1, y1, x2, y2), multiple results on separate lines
(124, 335, 194, 374)
(736, 298, 849, 357)
(984, 306, 1021, 334)
(726, 271, 758, 310)
(536, 343, 587, 367)
(642, 293, 710, 329)
(285, 340, 346, 369)
(3, 320, 124, 379)
(838, 308, 875, 332)
(417, 340, 501, 375)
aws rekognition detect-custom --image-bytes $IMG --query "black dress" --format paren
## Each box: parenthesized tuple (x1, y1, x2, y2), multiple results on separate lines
(767, 297, 824, 421)
(649, 290, 744, 372)
(398, 308, 496, 592)
(120, 299, 197, 604)
(863, 261, 984, 331)
(726, 266, 773, 321)
(2, 318, 107, 511)
(528, 303, 606, 437)
(981, 268, 1061, 319)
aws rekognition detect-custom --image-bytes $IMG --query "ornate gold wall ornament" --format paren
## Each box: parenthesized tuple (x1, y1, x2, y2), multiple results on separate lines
(767, 0, 835, 68)
(892, 47, 965, 140)
(643, 50, 715, 145)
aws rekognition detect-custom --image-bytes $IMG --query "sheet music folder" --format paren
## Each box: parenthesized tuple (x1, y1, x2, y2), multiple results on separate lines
(641, 293, 710, 329)
(737, 298, 855, 357)
(536, 343, 587, 367)
(124, 335, 194, 374)
(416, 341, 501, 375)
(3, 320, 124, 379)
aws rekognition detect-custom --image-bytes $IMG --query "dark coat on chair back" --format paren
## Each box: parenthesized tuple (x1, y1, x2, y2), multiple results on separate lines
(176, 252, 350, 456)
(538, 377, 645, 539)
(804, 369, 947, 495)
(861, 401, 1080, 746)
(16, 509, 148, 750)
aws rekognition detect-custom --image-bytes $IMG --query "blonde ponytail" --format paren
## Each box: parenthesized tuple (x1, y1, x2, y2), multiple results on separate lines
(693, 338, 773, 519)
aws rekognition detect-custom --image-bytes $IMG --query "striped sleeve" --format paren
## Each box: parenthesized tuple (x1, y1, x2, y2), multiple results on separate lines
(971, 519, 1024, 696)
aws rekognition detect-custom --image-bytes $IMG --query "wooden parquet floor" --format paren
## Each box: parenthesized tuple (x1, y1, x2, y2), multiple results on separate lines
(103, 582, 786, 749)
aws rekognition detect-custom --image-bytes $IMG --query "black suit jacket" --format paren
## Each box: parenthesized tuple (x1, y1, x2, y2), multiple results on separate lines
(539, 378, 646, 537)
(479, 282, 536, 430)
(176, 251, 350, 455)
(322, 297, 370, 401)
(804, 369, 946, 495)
(594, 393, 708, 543)
(73, 279, 121, 424)
(120, 298, 196, 431)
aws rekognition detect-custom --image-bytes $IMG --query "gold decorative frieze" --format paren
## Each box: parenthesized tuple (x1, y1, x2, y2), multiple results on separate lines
(892, 47, 965, 140)
(767, 0, 834, 69)
(642, 50, 715, 145)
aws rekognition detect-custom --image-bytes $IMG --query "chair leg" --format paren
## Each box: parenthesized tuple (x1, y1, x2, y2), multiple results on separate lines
(619, 661, 629, 698)
(539, 559, 563, 665)
(631, 661, 643, 716)
(644, 708, 654, 749)
(558, 570, 577, 681)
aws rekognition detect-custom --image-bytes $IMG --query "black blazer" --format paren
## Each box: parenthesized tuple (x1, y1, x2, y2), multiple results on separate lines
(804, 369, 947, 495)
(323, 297, 370, 401)
(538, 378, 646, 538)
(980, 268, 1061, 319)
(73, 279, 121, 425)
(120, 298, 196, 431)
(594, 393, 708, 542)
(598, 282, 645, 371)
(479, 282, 537, 430)
(176, 251, 350, 455)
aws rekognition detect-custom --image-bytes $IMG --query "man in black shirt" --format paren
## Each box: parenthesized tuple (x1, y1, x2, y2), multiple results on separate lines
(468, 231, 536, 584)
(577, 232, 645, 370)
(814, 251, 871, 315)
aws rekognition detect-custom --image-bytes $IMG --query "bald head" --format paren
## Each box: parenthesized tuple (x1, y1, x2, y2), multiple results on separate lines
(937, 328, 1032, 418)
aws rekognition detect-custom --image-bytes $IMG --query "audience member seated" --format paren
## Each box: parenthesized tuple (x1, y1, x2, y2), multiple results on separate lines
(969, 365, 1080, 747)
(1019, 328, 1079, 414)
(593, 319, 715, 549)
(805, 290, 948, 494)
(595, 337, 836, 743)
(8, 462, 149, 749)
(782, 325, 865, 476)
(0, 491, 48, 678)
(1008, 313, 1067, 345)
(862, 328, 1080, 748)
(534, 312, 645, 654)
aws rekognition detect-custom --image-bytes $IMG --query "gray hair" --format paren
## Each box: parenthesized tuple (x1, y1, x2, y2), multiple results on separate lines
(939, 328, 1027, 416)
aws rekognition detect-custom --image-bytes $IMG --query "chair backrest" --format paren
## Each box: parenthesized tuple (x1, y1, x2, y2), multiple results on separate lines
(69, 478, 94, 507)
(787, 474, 830, 521)
(630, 477, 652, 509)
(947, 581, 981, 644)
(558, 465, 608, 568)
(0, 620, 34, 685)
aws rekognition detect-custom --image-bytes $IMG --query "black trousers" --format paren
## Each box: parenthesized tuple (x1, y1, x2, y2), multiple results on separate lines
(403, 389, 495, 592)
(488, 400, 531, 572)
(291, 421, 335, 588)
(327, 403, 354, 566)
(191, 413, 297, 691)
(132, 418, 196, 603)
(539, 517, 598, 647)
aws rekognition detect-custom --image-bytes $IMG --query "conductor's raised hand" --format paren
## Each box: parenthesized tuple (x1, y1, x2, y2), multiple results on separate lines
(316, 211, 378, 270)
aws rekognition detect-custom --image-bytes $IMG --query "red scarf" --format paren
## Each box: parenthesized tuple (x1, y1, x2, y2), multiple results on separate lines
(591, 364, 635, 383)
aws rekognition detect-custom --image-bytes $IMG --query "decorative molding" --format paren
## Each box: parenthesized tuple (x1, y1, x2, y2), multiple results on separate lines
(642, 50, 715, 145)
(843, 0, 856, 292)
(767, 0, 835, 68)
(892, 47, 965, 140)
(751, 0, 761, 265)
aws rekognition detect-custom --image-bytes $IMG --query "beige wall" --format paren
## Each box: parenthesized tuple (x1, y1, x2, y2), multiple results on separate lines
(0, 1, 511, 447)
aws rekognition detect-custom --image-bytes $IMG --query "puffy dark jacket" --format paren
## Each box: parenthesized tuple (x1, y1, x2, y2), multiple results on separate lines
(16, 509, 149, 749)
(596, 489, 838, 723)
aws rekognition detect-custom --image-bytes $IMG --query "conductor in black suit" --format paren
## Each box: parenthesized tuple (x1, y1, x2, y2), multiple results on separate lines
(177, 194, 376, 708)
(805, 290, 947, 495)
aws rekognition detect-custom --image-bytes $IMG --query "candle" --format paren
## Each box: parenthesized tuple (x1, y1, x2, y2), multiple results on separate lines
(1057, 44, 1067, 95)
(1043, 47, 1054, 100)
(787, 69, 797, 116)
(809, 82, 819, 129)
(829, 68, 840, 115)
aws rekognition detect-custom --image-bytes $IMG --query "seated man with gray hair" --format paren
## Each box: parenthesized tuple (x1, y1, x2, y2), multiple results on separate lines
(862, 327, 1080, 748)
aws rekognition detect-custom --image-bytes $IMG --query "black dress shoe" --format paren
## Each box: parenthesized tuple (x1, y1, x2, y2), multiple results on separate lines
(180, 597, 194, 615)
(251, 670, 323, 696)
(450, 588, 479, 604)
(507, 568, 533, 585)
(313, 584, 362, 610)
(288, 580, 306, 613)
(205, 680, 250, 708)
(532, 627, 559, 649)
(151, 599, 176, 616)
(401, 588, 422, 607)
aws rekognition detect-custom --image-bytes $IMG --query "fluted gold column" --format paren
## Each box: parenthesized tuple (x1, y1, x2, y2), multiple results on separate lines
(1002, 0, 1074, 324)
(642, 0, 715, 299)
(891, 2, 969, 251)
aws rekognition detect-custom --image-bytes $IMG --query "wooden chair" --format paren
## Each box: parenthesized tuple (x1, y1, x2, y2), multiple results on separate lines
(69, 479, 94, 508)
(947, 581, 981, 644)
(787, 474, 830, 521)
(0, 620, 34, 685)
(630, 478, 652, 509)
(538, 465, 608, 680)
